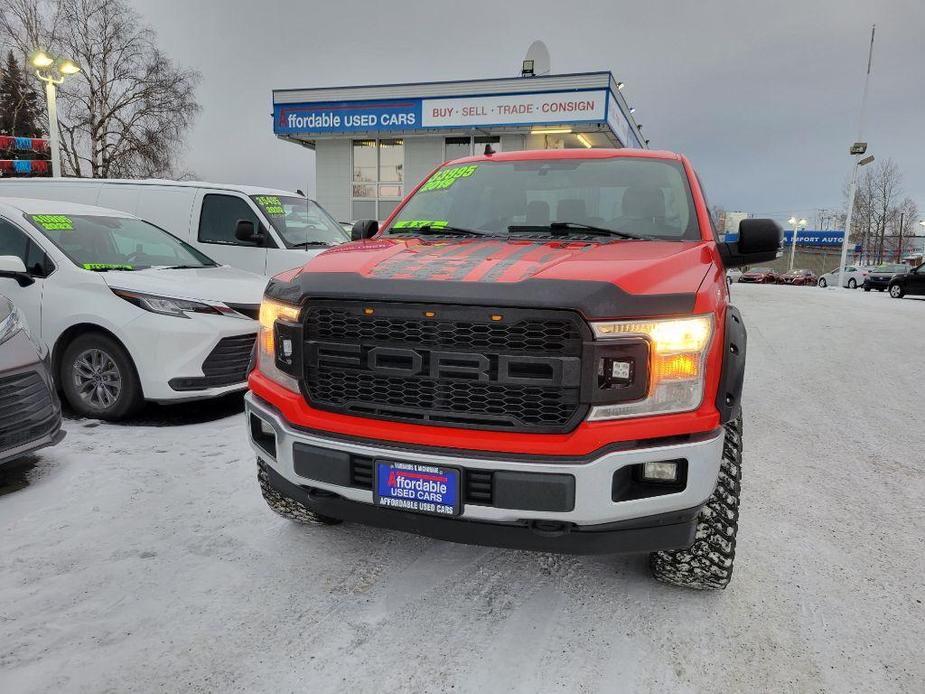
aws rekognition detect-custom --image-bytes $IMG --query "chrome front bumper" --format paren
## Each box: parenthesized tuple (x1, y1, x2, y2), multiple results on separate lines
(244, 392, 724, 527)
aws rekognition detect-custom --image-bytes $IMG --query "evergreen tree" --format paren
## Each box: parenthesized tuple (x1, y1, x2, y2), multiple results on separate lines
(0, 51, 44, 138)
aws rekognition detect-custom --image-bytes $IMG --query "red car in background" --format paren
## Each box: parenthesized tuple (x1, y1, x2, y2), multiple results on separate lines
(738, 267, 779, 284)
(779, 269, 816, 286)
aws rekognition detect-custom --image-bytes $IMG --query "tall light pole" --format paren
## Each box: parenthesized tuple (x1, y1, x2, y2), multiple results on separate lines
(29, 50, 81, 178)
(788, 216, 807, 271)
(837, 152, 874, 288)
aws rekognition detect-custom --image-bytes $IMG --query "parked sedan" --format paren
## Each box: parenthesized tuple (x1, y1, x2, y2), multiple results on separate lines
(779, 269, 817, 286)
(888, 263, 925, 299)
(0, 197, 268, 420)
(863, 264, 909, 292)
(0, 295, 64, 467)
(817, 265, 869, 289)
(738, 267, 780, 284)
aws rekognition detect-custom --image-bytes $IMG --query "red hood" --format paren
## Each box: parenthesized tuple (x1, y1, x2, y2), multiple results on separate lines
(291, 237, 712, 296)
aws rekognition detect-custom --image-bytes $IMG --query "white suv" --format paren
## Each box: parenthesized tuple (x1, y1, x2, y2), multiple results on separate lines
(0, 197, 268, 420)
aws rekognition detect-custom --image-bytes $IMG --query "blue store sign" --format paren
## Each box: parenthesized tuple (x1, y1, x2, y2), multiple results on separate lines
(275, 99, 422, 134)
(782, 230, 846, 247)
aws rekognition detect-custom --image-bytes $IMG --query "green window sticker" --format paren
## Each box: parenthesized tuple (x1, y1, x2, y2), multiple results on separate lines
(82, 263, 134, 271)
(419, 165, 478, 193)
(393, 220, 448, 229)
(254, 195, 285, 216)
(31, 214, 73, 231)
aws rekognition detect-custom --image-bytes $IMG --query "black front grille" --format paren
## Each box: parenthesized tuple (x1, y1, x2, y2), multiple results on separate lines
(200, 334, 257, 387)
(302, 301, 589, 433)
(0, 371, 58, 449)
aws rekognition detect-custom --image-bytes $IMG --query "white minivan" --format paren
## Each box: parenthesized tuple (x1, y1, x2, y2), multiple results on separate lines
(0, 179, 349, 276)
(0, 197, 269, 420)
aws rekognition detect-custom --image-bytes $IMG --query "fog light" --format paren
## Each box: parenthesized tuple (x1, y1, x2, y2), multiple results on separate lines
(259, 419, 275, 437)
(642, 461, 679, 482)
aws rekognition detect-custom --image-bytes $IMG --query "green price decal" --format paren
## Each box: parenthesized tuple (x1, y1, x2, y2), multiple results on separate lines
(31, 214, 73, 231)
(420, 165, 478, 192)
(82, 263, 134, 271)
(393, 220, 448, 229)
(255, 195, 285, 216)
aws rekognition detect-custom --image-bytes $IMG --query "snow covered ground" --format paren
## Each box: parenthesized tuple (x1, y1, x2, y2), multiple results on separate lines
(1, 285, 923, 693)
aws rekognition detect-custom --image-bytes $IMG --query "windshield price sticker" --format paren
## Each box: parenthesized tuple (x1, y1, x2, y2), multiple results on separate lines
(83, 263, 134, 271)
(420, 164, 478, 192)
(31, 214, 73, 231)
(254, 195, 285, 216)
(393, 219, 448, 230)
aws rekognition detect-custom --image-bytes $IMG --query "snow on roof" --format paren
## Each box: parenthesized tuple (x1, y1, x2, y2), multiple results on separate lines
(0, 196, 136, 218)
(0, 177, 302, 198)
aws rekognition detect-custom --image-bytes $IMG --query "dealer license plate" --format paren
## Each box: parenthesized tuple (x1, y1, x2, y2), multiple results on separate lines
(374, 460, 460, 517)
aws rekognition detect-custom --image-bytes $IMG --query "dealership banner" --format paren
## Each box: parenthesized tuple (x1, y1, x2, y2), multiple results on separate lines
(781, 230, 847, 246)
(274, 89, 612, 135)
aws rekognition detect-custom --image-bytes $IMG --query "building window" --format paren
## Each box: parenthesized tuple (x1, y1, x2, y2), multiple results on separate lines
(352, 138, 404, 220)
(443, 136, 502, 161)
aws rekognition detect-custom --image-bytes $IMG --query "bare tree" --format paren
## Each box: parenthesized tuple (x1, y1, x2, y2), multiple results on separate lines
(1, 0, 200, 178)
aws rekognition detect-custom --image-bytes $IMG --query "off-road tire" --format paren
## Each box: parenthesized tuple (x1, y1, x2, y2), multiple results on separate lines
(258, 466, 342, 526)
(649, 417, 742, 590)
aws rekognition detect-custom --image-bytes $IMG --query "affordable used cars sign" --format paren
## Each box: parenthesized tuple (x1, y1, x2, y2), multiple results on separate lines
(274, 89, 609, 135)
(275, 99, 422, 134)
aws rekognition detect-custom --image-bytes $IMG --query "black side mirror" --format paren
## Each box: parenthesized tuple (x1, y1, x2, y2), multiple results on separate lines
(234, 219, 265, 246)
(351, 219, 378, 242)
(0, 256, 35, 287)
(718, 219, 782, 268)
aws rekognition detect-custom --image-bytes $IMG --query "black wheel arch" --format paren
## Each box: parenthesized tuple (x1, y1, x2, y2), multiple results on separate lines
(715, 305, 746, 424)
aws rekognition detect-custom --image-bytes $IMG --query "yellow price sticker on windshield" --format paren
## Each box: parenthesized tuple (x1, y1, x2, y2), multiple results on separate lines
(32, 214, 73, 231)
(420, 165, 478, 192)
(83, 263, 134, 271)
(255, 195, 285, 216)
(393, 220, 448, 229)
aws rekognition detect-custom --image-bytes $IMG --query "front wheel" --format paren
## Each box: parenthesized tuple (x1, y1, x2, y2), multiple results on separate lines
(848, 278, 857, 289)
(818, 278, 827, 288)
(889, 284, 905, 299)
(60, 332, 143, 420)
(649, 417, 742, 590)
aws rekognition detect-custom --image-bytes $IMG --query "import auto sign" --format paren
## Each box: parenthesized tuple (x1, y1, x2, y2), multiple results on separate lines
(421, 90, 607, 128)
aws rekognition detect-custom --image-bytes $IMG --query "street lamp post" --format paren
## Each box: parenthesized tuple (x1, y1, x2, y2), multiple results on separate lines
(836, 152, 875, 289)
(29, 50, 81, 178)
(788, 216, 807, 271)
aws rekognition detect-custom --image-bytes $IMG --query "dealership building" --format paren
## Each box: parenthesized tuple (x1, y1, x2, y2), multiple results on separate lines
(272, 72, 645, 222)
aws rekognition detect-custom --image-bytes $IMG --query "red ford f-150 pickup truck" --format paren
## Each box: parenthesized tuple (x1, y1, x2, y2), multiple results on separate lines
(245, 148, 780, 590)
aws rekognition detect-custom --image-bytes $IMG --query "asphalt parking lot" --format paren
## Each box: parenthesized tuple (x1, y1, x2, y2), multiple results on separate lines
(1, 284, 922, 694)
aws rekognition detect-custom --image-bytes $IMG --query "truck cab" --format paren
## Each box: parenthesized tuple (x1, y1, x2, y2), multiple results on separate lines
(244, 148, 780, 590)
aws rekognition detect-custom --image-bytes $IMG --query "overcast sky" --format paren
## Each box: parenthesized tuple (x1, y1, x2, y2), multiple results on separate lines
(132, 0, 925, 227)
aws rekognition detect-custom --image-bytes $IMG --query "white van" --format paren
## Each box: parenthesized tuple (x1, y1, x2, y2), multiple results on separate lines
(0, 179, 349, 276)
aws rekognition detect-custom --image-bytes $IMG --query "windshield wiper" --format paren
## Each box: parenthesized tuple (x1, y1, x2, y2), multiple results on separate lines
(508, 222, 651, 240)
(394, 224, 496, 237)
(290, 241, 336, 248)
(155, 264, 214, 270)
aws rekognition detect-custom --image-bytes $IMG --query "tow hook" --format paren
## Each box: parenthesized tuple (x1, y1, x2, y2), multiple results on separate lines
(528, 520, 573, 537)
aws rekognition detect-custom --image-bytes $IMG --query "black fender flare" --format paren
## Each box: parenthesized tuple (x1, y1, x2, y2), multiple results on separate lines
(715, 305, 746, 424)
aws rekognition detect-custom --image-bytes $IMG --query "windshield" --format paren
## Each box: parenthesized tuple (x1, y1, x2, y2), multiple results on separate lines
(750, 267, 773, 273)
(386, 157, 700, 241)
(27, 214, 216, 270)
(251, 195, 349, 248)
(875, 264, 905, 272)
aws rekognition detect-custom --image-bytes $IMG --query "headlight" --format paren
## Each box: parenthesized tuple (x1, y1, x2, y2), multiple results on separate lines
(258, 298, 301, 391)
(0, 305, 25, 345)
(112, 288, 226, 318)
(587, 315, 714, 420)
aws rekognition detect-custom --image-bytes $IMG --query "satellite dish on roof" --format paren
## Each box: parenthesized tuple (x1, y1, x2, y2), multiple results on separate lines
(522, 41, 551, 77)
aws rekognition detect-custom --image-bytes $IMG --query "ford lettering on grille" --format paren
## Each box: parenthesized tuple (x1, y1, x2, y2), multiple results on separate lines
(300, 301, 590, 432)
